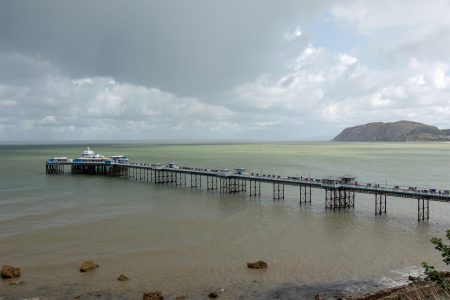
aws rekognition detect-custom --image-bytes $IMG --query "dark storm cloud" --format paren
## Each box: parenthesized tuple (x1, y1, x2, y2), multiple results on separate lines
(0, 0, 327, 97)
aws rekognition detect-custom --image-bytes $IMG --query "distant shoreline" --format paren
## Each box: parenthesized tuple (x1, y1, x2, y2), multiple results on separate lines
(3, 140, 450, 147)
(0, 139, 332, 146)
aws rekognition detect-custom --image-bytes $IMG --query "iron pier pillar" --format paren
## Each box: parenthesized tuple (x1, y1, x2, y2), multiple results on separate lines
(249, 180, 261, 196)
(300, 184, 312, 204)
(375, 193, 387, 215)
(273, 183, 285, 200)
(190, 174, 201, 188)
(417, 197, 429, 222)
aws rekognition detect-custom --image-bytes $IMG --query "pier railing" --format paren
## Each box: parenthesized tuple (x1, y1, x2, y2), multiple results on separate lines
(46, 160, 450, 222)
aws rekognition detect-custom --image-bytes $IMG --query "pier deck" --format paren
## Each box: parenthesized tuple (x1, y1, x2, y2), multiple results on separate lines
(46, 161, 450, 222)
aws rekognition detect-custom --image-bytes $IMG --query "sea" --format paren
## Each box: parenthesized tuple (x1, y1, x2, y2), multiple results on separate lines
(1, 142, 450, 299)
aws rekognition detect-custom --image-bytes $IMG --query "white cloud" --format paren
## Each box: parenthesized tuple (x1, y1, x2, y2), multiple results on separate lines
(369, 93, 394, 109)
(37, 115, 57, 125)
(1, 47, 450, 141)
(330, 0, 450, 33)
(72, 78, 93, 87)
(432, 67, 449, 90)
(284, 27, 302, 41)
(339, 54, 358, 66)
(231, 46, 362, 113)
(329, 0, 450, 64)
(0, 53, 236, 141)
(229, 45, 450, 133)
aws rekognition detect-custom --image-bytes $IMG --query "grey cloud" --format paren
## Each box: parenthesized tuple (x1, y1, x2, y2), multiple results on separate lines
(0, 0, 328, 98)
(0, 53, 57, 84)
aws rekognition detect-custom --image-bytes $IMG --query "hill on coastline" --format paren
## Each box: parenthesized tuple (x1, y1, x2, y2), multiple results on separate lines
(333, 120, 450, 142)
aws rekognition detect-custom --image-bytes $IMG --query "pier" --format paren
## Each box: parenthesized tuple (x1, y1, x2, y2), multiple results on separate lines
(46, 155, 450, 222)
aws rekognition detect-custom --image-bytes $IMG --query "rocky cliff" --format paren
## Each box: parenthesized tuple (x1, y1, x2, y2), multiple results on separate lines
(333, 121, 450, 142)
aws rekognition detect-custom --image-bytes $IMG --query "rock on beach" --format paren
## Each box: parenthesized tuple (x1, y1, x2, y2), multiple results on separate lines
(117, 274, 129, 281)
(208, 291, 219, 298)
(1, 265, 21, 279)
(247, 260, 268, 269)
(143, 290, 164, 300)
(79, 261, 99, 272)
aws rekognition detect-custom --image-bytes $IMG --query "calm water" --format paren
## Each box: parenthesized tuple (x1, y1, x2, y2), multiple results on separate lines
(1, 142, 450, 299)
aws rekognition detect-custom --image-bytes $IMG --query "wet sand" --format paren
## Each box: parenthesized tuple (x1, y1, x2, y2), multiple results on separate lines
(2, 266, 442, 300)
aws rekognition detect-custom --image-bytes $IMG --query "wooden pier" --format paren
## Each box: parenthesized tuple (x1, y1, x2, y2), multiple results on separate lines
(46, 160, 450, 222)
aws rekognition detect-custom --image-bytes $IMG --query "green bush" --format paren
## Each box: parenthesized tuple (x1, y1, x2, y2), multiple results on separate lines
(422, 229, 450, 290)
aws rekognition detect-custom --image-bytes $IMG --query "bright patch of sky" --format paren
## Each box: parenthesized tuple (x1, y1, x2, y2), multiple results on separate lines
(306, 13, 365, 54)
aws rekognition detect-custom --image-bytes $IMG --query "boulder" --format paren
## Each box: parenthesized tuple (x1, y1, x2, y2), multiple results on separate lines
(246, 260, 268, 269)
(79, 261, 99, 272)
(408, 275, 417, 282)
(175, 294, 186, 300)
(1, 265, 21, 279)
(143, 290, 164, 300)
(117, 274, 129, 281)
(208, 291, 219, 298)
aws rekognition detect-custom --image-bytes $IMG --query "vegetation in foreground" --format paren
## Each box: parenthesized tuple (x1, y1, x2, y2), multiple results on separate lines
(422, 229, 450, 291)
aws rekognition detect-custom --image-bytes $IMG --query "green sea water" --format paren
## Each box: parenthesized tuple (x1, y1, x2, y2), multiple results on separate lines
(1, 142, 450, 299)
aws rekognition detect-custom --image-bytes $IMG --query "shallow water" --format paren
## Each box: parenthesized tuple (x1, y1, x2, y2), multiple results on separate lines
(1, 142, 450, 299)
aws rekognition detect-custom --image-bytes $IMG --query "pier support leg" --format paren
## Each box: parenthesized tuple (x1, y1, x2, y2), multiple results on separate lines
(325, 188, 342, 209)
(179, 173, 186, 186)
(213, 176, 218, 190)
(155, 170, 161, 183)
(340, 189, 355, 208)
(375, 193, 387, 215)
(207, 176, 218, 190)
(417, 198, 430, 222)
(273, 183, 284, 200)
(219, 177, 229, 194)
(240, 179, 247, 192)
(230, 178, 237, 193)
(325, 189, 331, 209)
(349, 190, 355, 208)
(299, 185, 312, 204)
(190, 174, 201, 188)
(333, 189, 339, 210)
(249, 180, 261, 197)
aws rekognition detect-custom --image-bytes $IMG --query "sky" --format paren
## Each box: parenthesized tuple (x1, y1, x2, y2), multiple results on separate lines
(0, 0, 450, 142)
